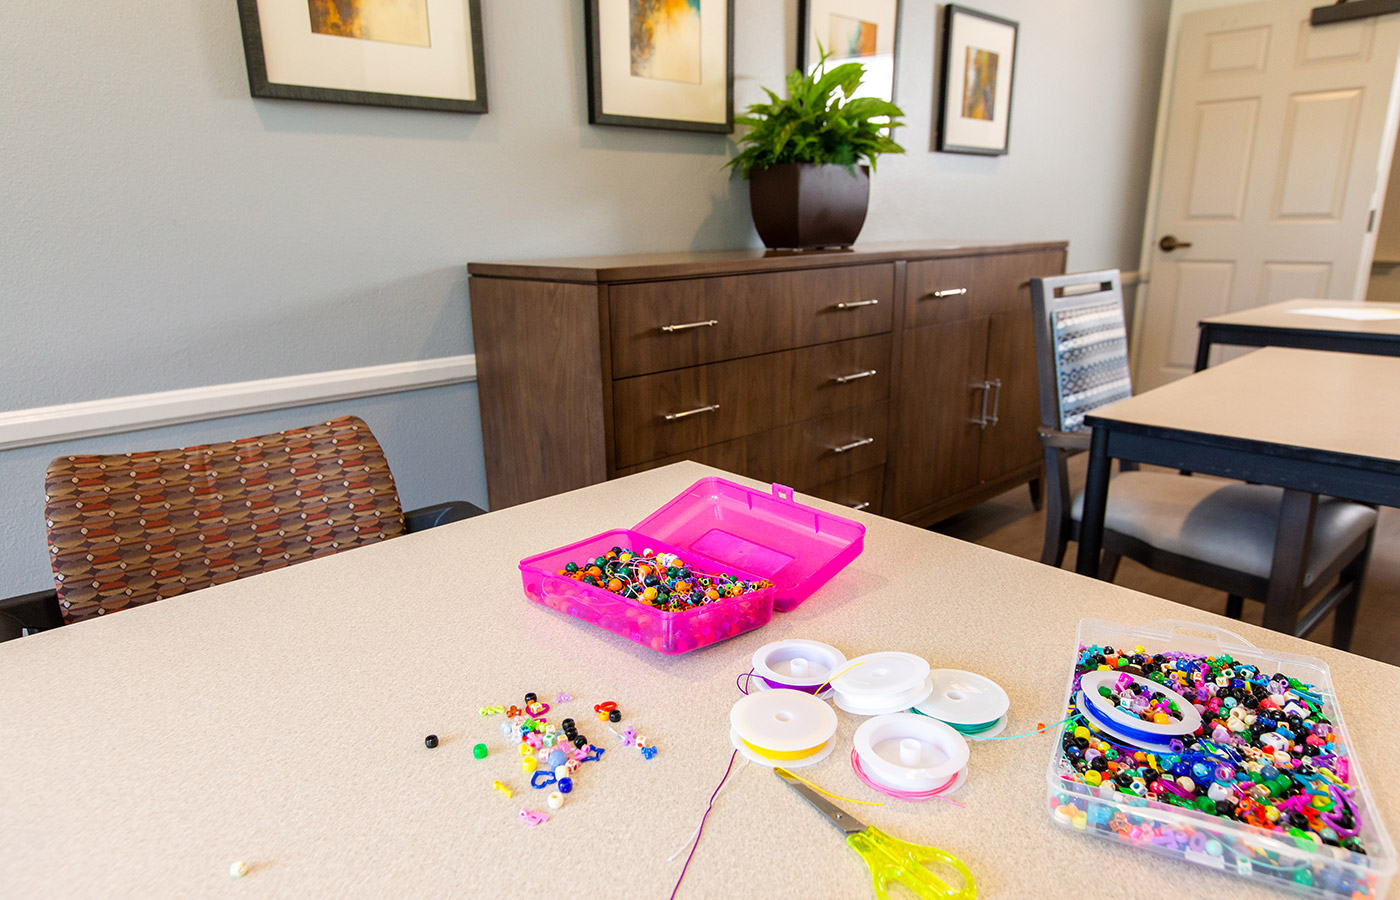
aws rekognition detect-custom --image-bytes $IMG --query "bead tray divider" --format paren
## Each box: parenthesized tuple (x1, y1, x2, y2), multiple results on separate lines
(519, 529, 775, 655)
(1044, 618, 1395, 900)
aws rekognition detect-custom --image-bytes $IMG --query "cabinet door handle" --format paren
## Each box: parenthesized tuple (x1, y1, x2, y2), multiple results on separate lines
(832, 369, 878, 384)
(660, 319, 718, 333)
(986, 378, 1002, 427)
(831, 436, 876, 454)
(663, 403, 720, 421)
(849, 501, 871, 511)
(931, 287, 968, 298)
(834, 298, 879, 309)
(969, 382, 990, 428)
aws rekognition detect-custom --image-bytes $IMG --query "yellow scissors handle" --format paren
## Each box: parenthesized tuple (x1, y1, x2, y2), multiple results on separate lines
(847, 827, 977, 900)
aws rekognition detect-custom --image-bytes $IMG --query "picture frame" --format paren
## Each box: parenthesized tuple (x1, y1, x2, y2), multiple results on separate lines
(585, 0, 734, 133)
(236, 0, 488, 114)
(796, 0, 901, 106)
(936, 4, 1018, 155)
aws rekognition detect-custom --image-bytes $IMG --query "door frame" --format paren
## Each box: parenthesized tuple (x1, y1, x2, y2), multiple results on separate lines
(1129, 0, 1400, 381)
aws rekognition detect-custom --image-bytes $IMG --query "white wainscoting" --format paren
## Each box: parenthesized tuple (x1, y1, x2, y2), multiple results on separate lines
(0, 355, 477, 451)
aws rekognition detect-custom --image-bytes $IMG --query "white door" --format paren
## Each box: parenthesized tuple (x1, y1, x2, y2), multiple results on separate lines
(1134, 0, 1400, 389)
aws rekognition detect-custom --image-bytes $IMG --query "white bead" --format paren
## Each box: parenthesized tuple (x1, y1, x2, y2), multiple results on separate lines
(230, 861, 248, 878)
(555, 765, 569, 779)
(547, 791, 565, 810)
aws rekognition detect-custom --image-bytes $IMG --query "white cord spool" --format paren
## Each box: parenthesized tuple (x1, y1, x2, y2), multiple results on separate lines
(750, 639, 846, 697)
(1075, 670, 1201, 749)
(729, 688, 838, 769)
(911, 669, 1012, 739)
(830, 651, 934, 716)
(852, 713, 970, 795)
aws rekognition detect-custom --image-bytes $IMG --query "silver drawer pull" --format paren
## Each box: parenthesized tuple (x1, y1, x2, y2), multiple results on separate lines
(831, 436, 875, 454)
(986, 378, 1002, 427)
(849, 501, 871, 511)
(834, 298, 880, 309)
(932, 287, 968, 298)
(660, 319, 718, 333)
(663, 403, 720, 421)
(832, 369, 878, 384)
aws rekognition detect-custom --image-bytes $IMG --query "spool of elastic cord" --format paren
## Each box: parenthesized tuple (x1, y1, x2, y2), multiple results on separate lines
(851, 713, 970, 801)
(1074, 670, 1201, 751)
(743, 639, 847, 696)
(910, 669, 1011, 739)
(729, 688, 839, 769)
(830, 651, 934, 716)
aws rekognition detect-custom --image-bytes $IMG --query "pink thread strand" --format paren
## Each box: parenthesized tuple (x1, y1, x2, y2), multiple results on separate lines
(850, 748, 966, 806)
(669, 749, 739, 900)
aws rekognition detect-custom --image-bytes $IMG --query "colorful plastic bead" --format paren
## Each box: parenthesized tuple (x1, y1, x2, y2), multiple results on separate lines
(473, 743, 488, 759)
(424, 735, 438, 749)
(558, 777, 573, 794)
(547, 791, 565, 810)
(492, 780, 513, 799)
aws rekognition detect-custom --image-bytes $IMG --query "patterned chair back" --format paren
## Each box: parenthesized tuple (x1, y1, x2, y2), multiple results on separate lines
(1029, 270, 1133, 434)
(45, 415, 405, 623)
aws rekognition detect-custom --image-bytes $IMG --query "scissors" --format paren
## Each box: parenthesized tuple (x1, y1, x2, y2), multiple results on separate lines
(775, 769, 976, 900)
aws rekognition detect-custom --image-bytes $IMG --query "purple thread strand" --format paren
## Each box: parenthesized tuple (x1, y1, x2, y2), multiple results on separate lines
(669, 749, 739, 900)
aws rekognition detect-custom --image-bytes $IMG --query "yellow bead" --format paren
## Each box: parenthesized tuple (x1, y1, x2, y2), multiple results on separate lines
(522, 757, 537, 772)
(1084, 770, 1102, 786)
(1074, 726, 1090, 740)
(1153, 712, 1170, 724)
(519, 743, 532, 756)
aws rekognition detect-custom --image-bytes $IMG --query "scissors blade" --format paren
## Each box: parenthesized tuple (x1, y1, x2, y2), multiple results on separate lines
(774, 768, 866, 836)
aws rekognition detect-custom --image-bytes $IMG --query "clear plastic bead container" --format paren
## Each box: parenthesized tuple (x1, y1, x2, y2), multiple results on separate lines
(1045, 619, 1395, 899)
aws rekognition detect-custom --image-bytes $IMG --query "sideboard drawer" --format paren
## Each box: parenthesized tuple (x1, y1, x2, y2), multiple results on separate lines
(610, 264, 895, 377)
(612, 335, 890, 468)
(616, 402, 888, 491)
(810, 465, 885, 515)
(905, 257, 977, 328)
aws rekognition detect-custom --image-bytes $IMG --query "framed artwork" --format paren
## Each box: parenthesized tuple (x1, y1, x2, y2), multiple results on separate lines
(797, 0, 901, 105)
(936, 4, 1018, 155)
(236, 0, 488, 114)
(585, 0, 734, 133)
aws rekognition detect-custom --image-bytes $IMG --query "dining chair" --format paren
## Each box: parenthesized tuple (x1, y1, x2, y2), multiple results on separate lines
(1030, 270, 1376, 649)
(8, 415, 485, 628)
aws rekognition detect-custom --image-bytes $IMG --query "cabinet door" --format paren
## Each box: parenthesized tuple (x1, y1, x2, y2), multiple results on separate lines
(977, 310, 1042, 482)
(887, 318, 989, 517)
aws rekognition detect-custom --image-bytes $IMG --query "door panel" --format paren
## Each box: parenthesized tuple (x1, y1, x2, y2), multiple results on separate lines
(886, 319, 988, 517)
(979, 310, 1042, 483)
(1135, 0, 1400, 391)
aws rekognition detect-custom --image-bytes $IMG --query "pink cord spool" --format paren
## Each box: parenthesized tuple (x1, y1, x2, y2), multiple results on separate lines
(850, 713, 970, 801)
(850, 749, 963, 801)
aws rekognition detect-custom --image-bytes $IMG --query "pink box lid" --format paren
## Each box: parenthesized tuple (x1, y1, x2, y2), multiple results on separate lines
(633, 477, 865, 612)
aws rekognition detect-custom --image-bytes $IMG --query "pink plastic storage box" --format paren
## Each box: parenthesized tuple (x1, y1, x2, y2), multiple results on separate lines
(518, 479, 865, 653)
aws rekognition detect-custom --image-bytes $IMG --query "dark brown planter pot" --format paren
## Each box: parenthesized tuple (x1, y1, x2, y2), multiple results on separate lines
(747, 163, 871, 250)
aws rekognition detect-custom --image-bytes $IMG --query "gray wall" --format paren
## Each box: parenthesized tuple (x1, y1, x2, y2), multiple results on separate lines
(0, 0, 1169, 594)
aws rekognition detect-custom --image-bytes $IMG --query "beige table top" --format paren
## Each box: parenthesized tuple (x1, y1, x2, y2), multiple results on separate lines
(1092, 348, 1400, 465)
(2, 461, 1397, 899)
(1201, 300, 1400, 336)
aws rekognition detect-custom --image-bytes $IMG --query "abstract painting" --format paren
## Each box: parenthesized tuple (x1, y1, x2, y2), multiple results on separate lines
(937, 4, 1017, 154)
(829, 14, 878, 59)
(307, 0, 430, 48)
(586, 0, 733, 132)
(961, 47, 997, 121)
(629, 0, 701, 84)
(797, 1, 900, 105)
(237, 0, 487, 113)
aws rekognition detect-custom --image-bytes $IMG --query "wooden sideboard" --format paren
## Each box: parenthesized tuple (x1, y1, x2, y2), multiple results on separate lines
(468, 241, 1067, 527)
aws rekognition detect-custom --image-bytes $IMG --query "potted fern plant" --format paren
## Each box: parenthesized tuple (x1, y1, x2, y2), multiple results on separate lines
(729, 56, 905, 250)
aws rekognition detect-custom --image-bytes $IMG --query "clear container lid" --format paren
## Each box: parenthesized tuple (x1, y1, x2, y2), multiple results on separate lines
(634, 477, 865, 611)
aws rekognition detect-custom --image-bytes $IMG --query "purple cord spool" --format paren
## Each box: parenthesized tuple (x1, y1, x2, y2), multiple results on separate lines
(747, 639, 846, 697)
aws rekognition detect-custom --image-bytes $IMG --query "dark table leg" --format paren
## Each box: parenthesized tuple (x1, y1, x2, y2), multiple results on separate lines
(1262, 489, 1318, 637)
(1075, 426, 1114, 578)
(1194, 326, 1213, 372)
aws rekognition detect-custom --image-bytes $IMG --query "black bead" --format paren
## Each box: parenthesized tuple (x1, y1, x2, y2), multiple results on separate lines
(608, 709, 622, 723)
(1288, 812, 1309, 829)
(1114, 772, 1133, 787)
(524, 692, 537, 704)
(1215, 801, 1234, 816)
(562, 718, 575, 732)
(1074, 737, 1090, 750)
(1090, 758, 1108, 772)
(573, 734, 589, 748)
(424, 734, 439, 749)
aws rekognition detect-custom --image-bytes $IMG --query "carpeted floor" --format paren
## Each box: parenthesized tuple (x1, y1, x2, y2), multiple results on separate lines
(932, 455, 1400, 667)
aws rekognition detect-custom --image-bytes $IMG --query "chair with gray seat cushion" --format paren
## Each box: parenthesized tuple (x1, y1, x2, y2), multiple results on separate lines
(1031, 269, 1376, 649)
